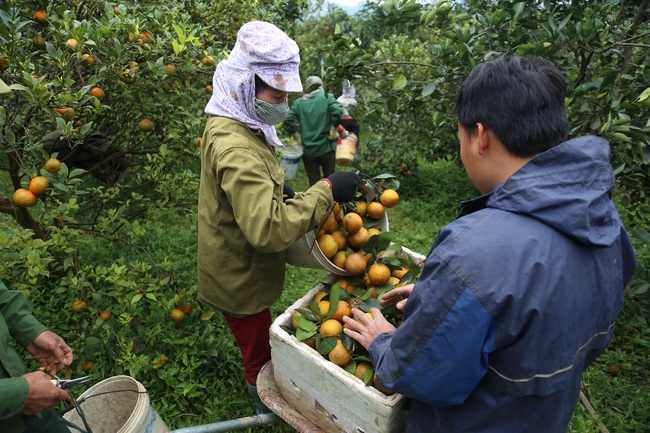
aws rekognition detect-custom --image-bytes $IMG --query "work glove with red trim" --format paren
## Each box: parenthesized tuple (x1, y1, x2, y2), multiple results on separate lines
(323, 171, 359, 203)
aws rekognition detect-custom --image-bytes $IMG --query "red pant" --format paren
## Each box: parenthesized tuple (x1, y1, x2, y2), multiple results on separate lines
(223, 309, 272, 386)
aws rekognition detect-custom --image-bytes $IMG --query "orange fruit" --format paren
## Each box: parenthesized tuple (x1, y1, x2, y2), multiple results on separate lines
(65, 38, 78, 51)
(301, 337, 316, 348)
(332, 250, 347, 268)
(33, 35, 46, 49)
(380, 189, 400, 208)
(82, 361, 94, 372)
(355, 201, 368, 217)
(373, 374, 394, 395)
(137, 31, 153, 46)
(328, 340, 351, 366)
(332, 202, 342, 221)
(44, 158, 61, 173)
(320, 211, 338, 234)
(347, 227, 369, 250)
(181, 304, 192, 315)
(100, 311, 112, 321)
(291, 311, 303, 330)
(317, 300, 330, 318)
(331, 300, 352, 322)
(205, 85, 213, 94)
(164, 63, 177, 76)
(354, 361, 373, 381)
(339, 279, 356, 295)
(312, 291, 328, 303)
(33, 10, 48, 23)
(367, 263, 391, 287)
(80, 53, 95, 66)
(367, 202, 385, 219)
(197, 138, 203, 148)
(170, 308, 185, 322)
(29, 176, 49, 196)
(53, 107, 75, 121)
(317, 234, 338, 259)
(72, 300, 88, 313)
(162, 82, 176, 93)
(138, 119, 154, 132)
(202, 56, 215, 67)
(12, 189, 38, 207)
(153, 354, 168, 366)
(320, 319, 342, 337)
(90, 87, 105, 99)
(368, 227, 381, 237)
(342, 212, 363, 234)
(119, 68, 137, 84)
(331, 230, 348, 250)
(344, 251, 368, 276)
(392, 266, 409, 278)
(0, 58, 11, 70)
(388, 276, 401, 287)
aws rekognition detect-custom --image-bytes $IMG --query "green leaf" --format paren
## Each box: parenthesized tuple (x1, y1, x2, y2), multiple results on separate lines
(637, 87, 650, 103)
(296, 327, 316, 341)
(0, 79, 28, 95)
(421, 82, 436, 97)
(392, 74, 407, 91)
(295, 316, 318, 332)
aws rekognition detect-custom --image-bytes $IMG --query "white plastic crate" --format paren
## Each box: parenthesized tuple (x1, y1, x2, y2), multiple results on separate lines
(270, 276, 409, 433)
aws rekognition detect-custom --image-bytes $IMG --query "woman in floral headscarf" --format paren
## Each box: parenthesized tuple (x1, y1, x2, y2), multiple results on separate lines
(198, 21, 359, 414)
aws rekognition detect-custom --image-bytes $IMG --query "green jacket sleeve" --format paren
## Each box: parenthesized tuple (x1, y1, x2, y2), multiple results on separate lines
(0, 280, 45, 421)
(0, 280, 47, 347)
(0, 377, 29, 420)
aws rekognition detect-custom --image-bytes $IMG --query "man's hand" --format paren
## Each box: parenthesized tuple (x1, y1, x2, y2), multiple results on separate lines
(379, 283, 414, 311)
(342, 307, 396, 350)
(26, 330, 73, 374)
(21, 371, 69, 415)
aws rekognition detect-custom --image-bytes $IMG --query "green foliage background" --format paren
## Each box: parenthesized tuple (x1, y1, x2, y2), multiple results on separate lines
(0, 0, 648, 431)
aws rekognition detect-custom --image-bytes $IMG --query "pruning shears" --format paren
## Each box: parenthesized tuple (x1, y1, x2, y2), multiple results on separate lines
(51, 375, 91, 389)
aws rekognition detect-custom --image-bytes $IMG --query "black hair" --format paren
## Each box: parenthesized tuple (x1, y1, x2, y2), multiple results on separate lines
(455, 54, 570, 157)
(254, 74, 269, 93)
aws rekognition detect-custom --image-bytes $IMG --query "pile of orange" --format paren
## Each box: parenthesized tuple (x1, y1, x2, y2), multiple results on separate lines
(315, 188, 400, 275)
(289, 185, 416, 395)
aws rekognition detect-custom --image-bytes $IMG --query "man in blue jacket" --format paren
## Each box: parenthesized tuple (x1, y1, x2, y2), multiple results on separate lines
(343, 55, 638, 432)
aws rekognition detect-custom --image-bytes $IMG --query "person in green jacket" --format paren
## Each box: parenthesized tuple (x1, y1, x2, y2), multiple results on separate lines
(0, 279, 73, 433)
(200, 21, 359, 414)
(283, 76, 343, 186)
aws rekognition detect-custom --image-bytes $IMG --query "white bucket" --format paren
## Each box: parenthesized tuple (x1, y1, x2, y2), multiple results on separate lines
(335, 133, 358, 166)
(286, 186, 389, 275)
(64, 375, 169, 433)
(277, 145, 304, 180)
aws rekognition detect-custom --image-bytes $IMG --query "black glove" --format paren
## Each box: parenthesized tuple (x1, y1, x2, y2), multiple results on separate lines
(283, 184, 295, 201)
(325, 171, 360, 203)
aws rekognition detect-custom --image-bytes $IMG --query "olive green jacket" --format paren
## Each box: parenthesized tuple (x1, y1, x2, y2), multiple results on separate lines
(197, 116, 334, 316)
(0, 280, 48, 433)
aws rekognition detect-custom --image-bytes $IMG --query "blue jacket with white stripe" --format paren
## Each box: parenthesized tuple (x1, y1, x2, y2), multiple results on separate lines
(369, 136, 637, 432)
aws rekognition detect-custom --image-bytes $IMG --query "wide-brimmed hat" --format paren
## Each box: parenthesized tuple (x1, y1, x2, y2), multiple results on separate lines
(228, 21, 302, 92)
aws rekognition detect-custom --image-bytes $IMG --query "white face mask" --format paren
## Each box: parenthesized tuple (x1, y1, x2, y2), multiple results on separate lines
(254, 98, 290, 125)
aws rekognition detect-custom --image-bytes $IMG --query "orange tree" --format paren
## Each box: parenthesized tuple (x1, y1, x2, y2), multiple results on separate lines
(0, 0, 307, 426)
(312, 0, 649, 293)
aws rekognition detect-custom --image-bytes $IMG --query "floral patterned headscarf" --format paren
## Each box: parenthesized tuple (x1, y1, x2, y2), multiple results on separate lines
(204, 21, 302, 147)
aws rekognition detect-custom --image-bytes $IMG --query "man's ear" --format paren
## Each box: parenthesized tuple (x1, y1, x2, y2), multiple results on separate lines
(475, 122, 491, 155)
